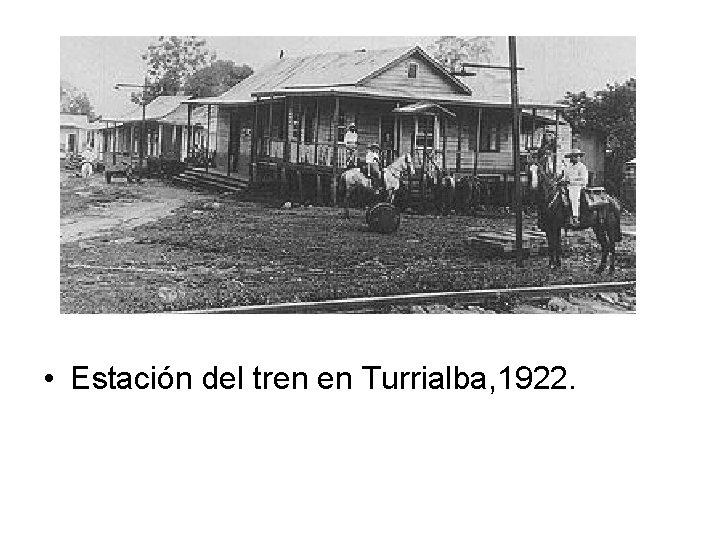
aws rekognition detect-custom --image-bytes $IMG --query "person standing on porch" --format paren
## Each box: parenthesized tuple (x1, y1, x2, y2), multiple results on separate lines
(562, 149, 588, 225)
(343, 123, 358, 167)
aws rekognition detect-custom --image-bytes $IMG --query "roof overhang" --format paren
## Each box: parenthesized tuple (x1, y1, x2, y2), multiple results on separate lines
(392, 102, 456, 117)
(247, 87, 568, 111)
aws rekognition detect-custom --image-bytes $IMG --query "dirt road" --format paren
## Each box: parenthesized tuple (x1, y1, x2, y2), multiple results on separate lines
(60, 173, 207, 244)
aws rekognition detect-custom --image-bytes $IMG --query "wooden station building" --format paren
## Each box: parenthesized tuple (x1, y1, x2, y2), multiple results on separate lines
(184, 45, 598, 206)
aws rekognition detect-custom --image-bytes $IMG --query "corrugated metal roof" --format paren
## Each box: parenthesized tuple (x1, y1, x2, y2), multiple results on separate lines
(60, 114, 92, 128)
(190, 47, 412, 105)
(186, 45, 566, 110)
(250, 85, 567, 110)
(392, 103, 456, 117)
(106, 95, 188, 123)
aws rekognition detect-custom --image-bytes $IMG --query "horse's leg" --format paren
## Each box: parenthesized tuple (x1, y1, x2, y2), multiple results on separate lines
(594, 227, 608, 274)
(554, 226, 563, 268)
(343, 183, 351, 219)
(547, 227, 558, 269)
(608, 205, 622, 274)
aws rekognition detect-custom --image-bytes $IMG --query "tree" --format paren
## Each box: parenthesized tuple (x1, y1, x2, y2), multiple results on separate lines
(60, 81, 96, 119)
(184, 60, 253, 98)
(562, 78, 636, 187)
(63, 93, 95, 118)
(132, 36, 216, 105)
(428, 36, 495, 73)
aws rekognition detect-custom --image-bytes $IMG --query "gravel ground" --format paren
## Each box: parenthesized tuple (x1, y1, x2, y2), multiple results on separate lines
(60, 174, 636, 313)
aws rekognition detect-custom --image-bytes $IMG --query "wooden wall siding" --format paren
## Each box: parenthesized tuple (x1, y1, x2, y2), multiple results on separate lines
(215, 107, 231, 172)
(362, 52, 466, 97)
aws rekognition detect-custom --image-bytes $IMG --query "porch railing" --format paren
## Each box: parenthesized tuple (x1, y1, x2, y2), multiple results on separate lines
(256, 140, 347, 168)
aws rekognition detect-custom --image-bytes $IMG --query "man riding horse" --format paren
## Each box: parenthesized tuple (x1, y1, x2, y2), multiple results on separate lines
(561, 149, 589, 226)
(535, 144, 622, 273)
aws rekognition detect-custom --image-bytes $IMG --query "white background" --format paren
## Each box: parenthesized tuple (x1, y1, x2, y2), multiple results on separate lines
(2, 3, 719, 539)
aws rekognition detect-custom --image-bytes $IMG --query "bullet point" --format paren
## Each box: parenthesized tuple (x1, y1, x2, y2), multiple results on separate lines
(45, 374, 53, 383)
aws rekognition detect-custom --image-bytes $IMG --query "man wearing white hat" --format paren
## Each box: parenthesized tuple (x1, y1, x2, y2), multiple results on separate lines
(343, 123, 358, 167)
(562, 148, 588, 225)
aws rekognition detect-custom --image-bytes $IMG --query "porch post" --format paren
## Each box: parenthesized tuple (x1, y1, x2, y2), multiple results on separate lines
(283, 97, 291, 200)
(394, 102, 399, 159)
(251, 98, 259, 183)
(421, 116, 428, 203)
(554, 109, 560, 174)
(130, 124, 135, 163)
(268, 94, 274, 157)
(112, 122, 117, 166)
(473, 108, 482, 179)
(456, 111, 462, 174)
(206, 105, 211, 172)
(531, 108, 537, 148)
(331, 96, 340, 206)
(186, 103, 193, 163)
(314, 98, 320, 166)
(296, 96, 302, 163)
(442, 115, 447, 175)
(296, 97, 303, 202)
(226, 109, 232, 178)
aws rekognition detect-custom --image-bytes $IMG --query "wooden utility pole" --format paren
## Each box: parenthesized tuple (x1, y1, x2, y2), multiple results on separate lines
(509, 36, 523, 266)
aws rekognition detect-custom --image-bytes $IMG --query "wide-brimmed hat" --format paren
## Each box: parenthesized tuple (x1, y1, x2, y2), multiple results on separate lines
(369, 142, 380, 150)
(564, 148, 585, 158)
(348, 123, 356, 129)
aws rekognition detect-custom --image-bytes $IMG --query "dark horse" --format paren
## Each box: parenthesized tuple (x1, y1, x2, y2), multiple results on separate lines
(536, 153, 623, 273)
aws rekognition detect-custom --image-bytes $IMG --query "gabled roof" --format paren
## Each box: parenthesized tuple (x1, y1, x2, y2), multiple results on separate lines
(189, 46, 471, 105)
(187, 45, 566, 110)
(356, 46, 472, 94)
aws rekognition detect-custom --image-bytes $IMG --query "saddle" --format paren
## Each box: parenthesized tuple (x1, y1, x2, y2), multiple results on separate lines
(582, 187, 612, 211)
(578, 187, 613, 227)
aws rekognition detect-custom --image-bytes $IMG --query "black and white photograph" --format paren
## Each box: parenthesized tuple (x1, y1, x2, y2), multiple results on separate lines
(60, 36, 636, 313)
(6, 8, 720, 540)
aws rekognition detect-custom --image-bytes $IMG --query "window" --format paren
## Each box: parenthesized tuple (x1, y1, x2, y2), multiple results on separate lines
(269, 104, 285, 139)
(303, 109, 315, 144)
(408, 62, 418, 79)
(469, 111, 502, 152)
(415, 116, 435, 150)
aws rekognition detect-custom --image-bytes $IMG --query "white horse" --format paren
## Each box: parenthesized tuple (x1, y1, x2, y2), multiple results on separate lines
(341, 153, 415, 219)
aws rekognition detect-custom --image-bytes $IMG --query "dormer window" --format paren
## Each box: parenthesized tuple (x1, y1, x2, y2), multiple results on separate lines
(407, 62, 418, 79)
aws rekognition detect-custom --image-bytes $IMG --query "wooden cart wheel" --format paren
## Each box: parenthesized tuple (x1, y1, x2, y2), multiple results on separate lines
(366, 202, 400, 234)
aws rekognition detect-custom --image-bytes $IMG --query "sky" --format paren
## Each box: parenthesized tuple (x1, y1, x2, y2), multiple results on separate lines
(60, 36, 635, 118)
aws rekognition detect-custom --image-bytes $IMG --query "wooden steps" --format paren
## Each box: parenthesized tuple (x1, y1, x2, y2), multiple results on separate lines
(171, 168, 249, 193)
(466, 227, 550, 257)
(467, 226, 636, 257)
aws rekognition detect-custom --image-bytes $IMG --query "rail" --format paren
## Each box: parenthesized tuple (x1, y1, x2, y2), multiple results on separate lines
(173, 281, 636, 314)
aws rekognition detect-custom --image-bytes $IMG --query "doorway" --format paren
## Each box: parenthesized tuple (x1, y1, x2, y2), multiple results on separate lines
(380, 115, 396, 166)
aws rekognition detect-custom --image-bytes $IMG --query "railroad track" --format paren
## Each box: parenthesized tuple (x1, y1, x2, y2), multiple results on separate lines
(173, 280, 635, 314)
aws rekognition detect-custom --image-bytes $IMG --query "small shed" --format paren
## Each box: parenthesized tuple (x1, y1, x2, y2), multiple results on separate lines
(60, 114, 100, 158)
